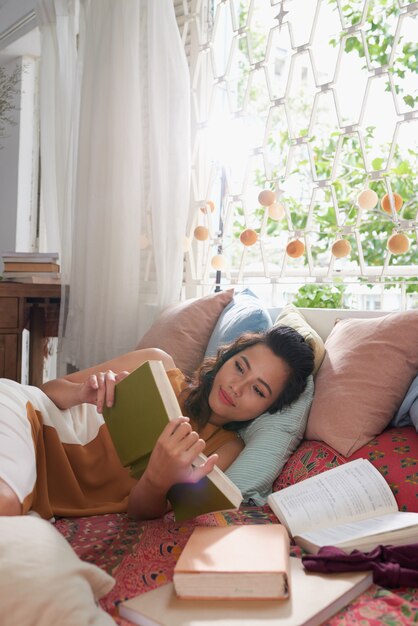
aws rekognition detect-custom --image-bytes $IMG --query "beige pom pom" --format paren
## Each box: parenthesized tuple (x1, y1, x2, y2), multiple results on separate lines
(381, 192, 403, 214)
(200, 200, 215, 214)
(357, 189, 378, 210)
(331, 238, 352, 258)
(387, 233, 410, 254)
(211, 254, 227, 270)
(268, 202, 285, 220)
(194, 226, 210, 241)
(258, 189, 276, 207)
(240, 229, 258, 246)
(286, 239, 305, 258)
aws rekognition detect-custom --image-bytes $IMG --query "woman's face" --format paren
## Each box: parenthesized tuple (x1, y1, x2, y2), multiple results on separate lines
(208, 343, 290, 426)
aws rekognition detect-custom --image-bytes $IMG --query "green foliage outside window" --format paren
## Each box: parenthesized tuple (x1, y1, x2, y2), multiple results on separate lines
(0, 64, 20, 145)
(231, 0, 418, 307)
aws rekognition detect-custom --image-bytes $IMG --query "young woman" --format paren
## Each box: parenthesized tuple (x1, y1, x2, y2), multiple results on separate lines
(0, 325, 314, 520)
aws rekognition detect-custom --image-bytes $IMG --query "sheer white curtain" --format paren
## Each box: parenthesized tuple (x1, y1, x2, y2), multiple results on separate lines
(38, 0, 190, 371)
(36, 0, 78, 274)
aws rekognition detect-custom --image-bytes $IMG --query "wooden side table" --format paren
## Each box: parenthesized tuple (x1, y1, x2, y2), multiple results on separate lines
(0, 282, 61, 386)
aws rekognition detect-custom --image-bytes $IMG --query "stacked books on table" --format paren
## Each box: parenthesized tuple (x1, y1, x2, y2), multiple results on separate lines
(1, 252, 61, 283)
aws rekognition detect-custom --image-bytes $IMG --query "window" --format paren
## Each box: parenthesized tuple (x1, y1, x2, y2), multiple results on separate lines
(176, 0, 418, 310)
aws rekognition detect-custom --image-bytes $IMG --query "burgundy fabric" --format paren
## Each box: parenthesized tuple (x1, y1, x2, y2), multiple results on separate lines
(302, 544, 418, 588)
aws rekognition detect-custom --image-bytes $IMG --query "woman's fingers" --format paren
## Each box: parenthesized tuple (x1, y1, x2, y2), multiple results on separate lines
(159, 416, 190, 440)
(104, 370, 117, 408)
(189, 453, 219, 483)
(115, 370, 129, 383)
(95, 370, 116, 413)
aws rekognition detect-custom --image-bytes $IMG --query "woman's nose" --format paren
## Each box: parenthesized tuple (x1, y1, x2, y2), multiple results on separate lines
(230, 381, 244, 396)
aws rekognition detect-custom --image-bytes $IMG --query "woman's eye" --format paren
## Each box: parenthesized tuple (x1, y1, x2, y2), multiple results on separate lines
(254, 386, 265, 398)
(235, 361, 244, 374)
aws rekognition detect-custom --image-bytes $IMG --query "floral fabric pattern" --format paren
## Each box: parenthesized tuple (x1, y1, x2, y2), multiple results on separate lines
(54, 427, 418, 624)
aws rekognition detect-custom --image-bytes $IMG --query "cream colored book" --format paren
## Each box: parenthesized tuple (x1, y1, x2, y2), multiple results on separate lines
(173, 525, 290, 599)
(267, 458, 418, 554)
(119, 557, 373, 626)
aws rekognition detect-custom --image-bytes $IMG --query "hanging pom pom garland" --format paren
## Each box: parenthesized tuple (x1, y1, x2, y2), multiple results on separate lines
(194, 225, 210, 241)
(190, 185, 413, 287)
(357, 189, 378, 210)
(387, 232, 410, 254)
(381, 192, 403, 214)
(200, 200, 216, 214)
(286, 239, 305, 258)
(331, 238, 352, 258)
(268, 202, 285, 220)
(240, 228, 258, 246)
(258, 189, 276, 207)
(211, 254, 227, 270)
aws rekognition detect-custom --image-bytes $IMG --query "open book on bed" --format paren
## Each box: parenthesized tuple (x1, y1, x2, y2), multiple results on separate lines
(267, 458, 418, 554)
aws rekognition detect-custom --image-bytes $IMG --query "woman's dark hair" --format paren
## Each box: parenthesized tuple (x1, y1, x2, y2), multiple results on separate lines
(182, 325, 314, 429)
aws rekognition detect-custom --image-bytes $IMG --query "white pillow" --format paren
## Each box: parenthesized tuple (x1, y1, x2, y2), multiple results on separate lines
(225, 376, 314, 505)
(0, 516, 115, 626)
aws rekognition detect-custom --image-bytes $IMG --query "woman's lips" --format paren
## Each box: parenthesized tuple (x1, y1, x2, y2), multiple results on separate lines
(219, 388, 235, 406)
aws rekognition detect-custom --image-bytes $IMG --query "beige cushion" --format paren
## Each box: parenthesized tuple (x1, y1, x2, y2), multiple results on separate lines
(136, 289, 234, 375)
(274, 304, 326, 375)
(305, 310, 418, 457)
(0, 516, 115, 626)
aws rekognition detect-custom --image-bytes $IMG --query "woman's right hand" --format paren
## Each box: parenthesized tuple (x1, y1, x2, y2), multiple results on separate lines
(79, 369, 129, 413)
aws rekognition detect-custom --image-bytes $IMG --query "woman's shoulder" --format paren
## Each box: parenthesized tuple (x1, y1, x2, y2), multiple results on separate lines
(166, 367, 189, 396)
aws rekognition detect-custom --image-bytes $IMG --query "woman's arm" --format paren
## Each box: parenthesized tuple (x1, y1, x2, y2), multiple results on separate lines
(127, 416, 219, 520)
(41, 348, 175, 411)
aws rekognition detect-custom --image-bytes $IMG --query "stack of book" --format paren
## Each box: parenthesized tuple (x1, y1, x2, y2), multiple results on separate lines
(1, 252, 61, 284)
(119, 526, 374, 626)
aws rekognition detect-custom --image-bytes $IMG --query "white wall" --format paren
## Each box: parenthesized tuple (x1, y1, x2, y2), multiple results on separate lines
(0, 1, 37, 51)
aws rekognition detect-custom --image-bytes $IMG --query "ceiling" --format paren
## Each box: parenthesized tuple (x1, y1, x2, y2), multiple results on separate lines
(0, 26, 40, 62)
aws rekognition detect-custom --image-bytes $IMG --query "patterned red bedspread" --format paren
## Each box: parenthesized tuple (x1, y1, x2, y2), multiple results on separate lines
(55, 427, 418, 624)
(55, 506, 418, 626)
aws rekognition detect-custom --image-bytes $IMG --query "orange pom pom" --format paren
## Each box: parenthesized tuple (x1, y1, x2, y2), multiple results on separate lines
(286, 239, 305, 258)
(258, 189, 276, 207)
(387, 233, 410, 254)
(381, 192, 403, 214)
(240, 229, 258, 246)
(200, 200, 215, 214)
(331, 239, 352, 258)
(194, 226, 209, 241)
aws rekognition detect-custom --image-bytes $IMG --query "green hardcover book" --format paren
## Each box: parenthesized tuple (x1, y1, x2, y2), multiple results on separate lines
(168, 454, 243, 522)
(102, 360, 242, 520)
(102, 360, 181, 479)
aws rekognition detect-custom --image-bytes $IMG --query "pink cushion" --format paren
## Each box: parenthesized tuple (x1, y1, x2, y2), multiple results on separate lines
(305, 311, 418, 456)
(349, 427, 418, 513)
(273, 427, 418, 513)
(136, 290, 234, 375)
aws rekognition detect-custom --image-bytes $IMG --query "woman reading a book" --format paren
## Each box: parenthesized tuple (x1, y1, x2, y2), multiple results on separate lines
(0, 325, 313, 520)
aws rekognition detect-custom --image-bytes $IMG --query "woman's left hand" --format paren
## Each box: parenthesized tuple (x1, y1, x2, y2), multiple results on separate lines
(143, 417, 219, 493)
(79, 369, 129, 413)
